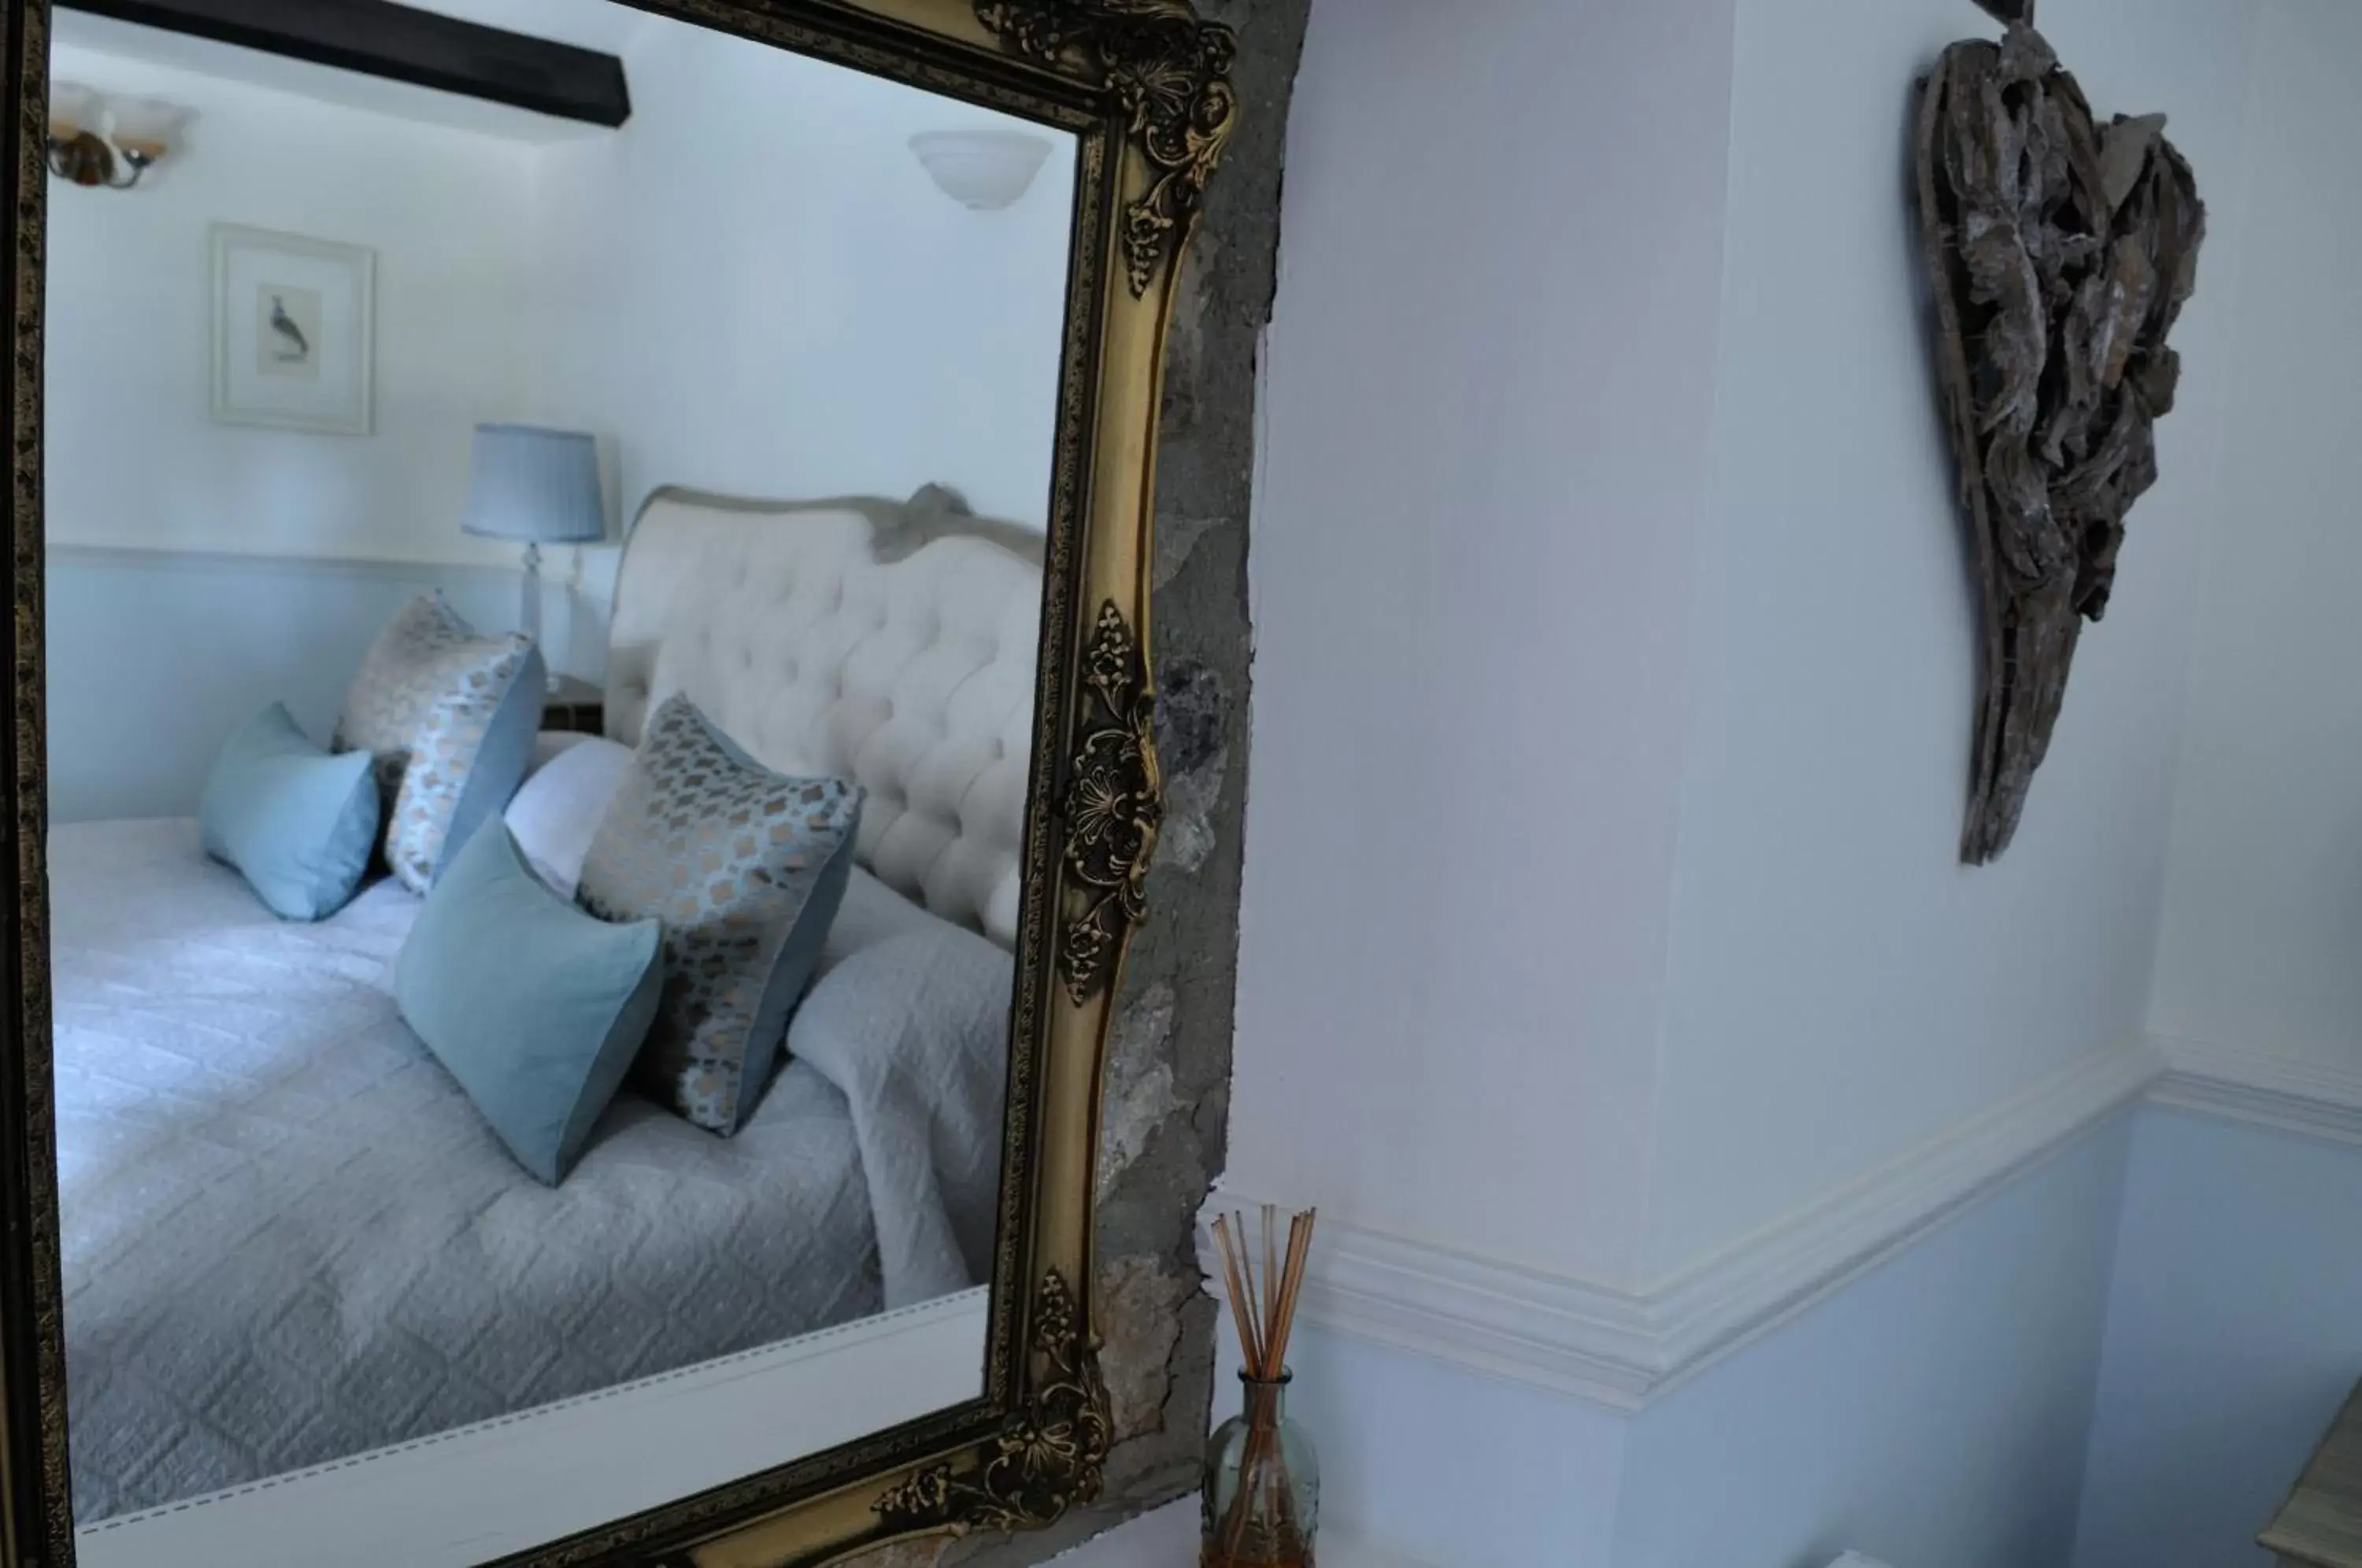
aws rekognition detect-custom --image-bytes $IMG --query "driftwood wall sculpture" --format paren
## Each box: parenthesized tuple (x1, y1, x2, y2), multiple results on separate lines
(1916, 26, 2205, 864)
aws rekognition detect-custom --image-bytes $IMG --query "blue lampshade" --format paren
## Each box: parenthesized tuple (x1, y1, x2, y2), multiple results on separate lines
(463, 424, 605, 545)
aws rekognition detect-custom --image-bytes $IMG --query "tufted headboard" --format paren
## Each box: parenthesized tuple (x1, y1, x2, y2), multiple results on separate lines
(605, 486, 1044, 949)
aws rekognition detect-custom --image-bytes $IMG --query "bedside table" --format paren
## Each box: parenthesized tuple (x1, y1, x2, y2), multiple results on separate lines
(542, 675, 605, 736)
(2264, 1378, 2362, 1566)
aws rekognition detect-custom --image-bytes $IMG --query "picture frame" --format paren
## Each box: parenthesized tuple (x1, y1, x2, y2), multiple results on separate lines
(2, 0, 1236, 1564)
(209, 223, 376, 436)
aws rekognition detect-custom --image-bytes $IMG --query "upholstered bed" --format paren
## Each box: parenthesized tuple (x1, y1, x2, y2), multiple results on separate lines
(52, 490, 1042, 1521)
(604, 486, 1045, 949)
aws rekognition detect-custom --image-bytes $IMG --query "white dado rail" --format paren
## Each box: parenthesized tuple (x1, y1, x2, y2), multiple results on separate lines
(2148, 1035, 2362, 1148)
(1207, 1034, 2362, 1412)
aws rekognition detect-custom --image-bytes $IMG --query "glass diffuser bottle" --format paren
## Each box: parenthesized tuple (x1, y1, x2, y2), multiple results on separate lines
(1201, 1369, 1318, 1567)
(1205, 1207, 1321, 1567)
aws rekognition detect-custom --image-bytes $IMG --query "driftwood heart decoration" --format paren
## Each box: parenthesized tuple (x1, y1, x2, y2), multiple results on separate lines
(1915, 26, 2205, 864)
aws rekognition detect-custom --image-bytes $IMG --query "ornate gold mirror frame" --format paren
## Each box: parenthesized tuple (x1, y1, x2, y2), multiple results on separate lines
(0, 0, 1234, 1562)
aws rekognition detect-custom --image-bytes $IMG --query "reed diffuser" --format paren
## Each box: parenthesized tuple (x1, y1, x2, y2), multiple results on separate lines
(1204, 1206, 1319, 1568)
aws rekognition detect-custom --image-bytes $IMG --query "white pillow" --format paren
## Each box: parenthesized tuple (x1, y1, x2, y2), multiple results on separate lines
(526, 729, 591, 779)
(503, 735, 634, 897)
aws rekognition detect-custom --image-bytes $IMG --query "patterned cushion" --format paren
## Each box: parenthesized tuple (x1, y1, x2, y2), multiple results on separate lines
(577, 695, 862, 1133)
(335, 595, 544, 893)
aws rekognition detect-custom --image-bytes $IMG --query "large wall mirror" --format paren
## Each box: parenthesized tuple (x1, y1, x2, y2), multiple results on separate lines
(0, 0, 1233, 1562)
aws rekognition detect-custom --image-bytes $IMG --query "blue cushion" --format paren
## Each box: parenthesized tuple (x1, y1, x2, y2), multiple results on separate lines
(198, 703, 380, 921)
(442, 641, 546, 879)
(394, 823, 663, 1184)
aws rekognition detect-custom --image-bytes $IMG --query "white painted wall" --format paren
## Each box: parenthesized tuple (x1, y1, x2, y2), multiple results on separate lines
(2079, 8, 2362, 1551)
(46, 9, 1074, 814)
(2148, 0, 2362, 1080)
(1640, 0, 2260, 1278)
(523, 13, 1076, 531)
(1227, 0, 2320, 1560)
(1234, 0, 2264, 1296)
(44, 42, 539, 568)
(41, 39, 565, 819)
(1229, 0, 1738, 1287)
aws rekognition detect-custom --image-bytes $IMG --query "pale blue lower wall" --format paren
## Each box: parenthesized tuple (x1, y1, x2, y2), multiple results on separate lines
(1200, 1116, 2136, 1568)
(1614, 1115, 2131, 1568)
(2072, 1106, 2362, 1568)
(45, 550, 597, 823)
(1149, 1103, 2362, 1568)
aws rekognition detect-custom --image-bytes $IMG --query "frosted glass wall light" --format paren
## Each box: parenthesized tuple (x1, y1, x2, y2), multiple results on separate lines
(909, 129, 1054, 212)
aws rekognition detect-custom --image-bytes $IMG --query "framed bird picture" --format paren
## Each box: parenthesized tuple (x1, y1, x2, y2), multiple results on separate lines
(209, 224, 376, 436)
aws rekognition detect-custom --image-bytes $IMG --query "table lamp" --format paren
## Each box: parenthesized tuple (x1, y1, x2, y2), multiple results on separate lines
(463, 424, 604, 668)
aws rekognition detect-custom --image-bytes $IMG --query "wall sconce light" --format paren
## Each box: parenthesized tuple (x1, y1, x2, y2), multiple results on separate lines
(48, 82, 190, 190)
(908, 129, 1054, 212)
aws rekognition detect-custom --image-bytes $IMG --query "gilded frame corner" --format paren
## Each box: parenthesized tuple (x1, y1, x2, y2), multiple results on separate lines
(0, 0, 1235, 1562)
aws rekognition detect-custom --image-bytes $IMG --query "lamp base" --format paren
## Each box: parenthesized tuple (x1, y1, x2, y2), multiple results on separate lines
(519, 544, 567, 694)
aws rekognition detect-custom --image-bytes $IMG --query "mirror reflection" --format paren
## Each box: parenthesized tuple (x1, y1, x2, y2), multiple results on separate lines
(43, 0, 1074, 1554)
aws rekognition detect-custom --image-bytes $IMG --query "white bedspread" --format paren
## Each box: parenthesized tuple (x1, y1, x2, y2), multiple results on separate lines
(52, 819, 1009, 1522)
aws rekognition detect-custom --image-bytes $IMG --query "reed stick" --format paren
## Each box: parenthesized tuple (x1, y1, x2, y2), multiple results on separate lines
(1261, 1204, 1279, 1375)
(1266, 1211, 1313, 1374)
(1231, 1211, 1265, 1363)
(1210, 1215, 1261, 1372)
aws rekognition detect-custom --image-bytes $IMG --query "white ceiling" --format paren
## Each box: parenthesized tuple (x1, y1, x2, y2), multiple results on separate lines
(50, 0, 665, 146)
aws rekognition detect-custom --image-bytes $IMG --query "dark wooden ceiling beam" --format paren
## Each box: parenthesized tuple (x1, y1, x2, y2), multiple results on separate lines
(57, 0, 631, 128)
